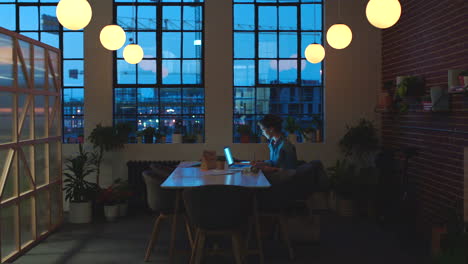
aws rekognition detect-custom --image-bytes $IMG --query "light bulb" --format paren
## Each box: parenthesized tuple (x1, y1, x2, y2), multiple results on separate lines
(304, 44, 325, 64)
(56, 0, 92, 30)
(326, 24, 353, 49)
(123, 44, 144, 64)
(366, 0, 402, 29)
(100, 25, 126, 51)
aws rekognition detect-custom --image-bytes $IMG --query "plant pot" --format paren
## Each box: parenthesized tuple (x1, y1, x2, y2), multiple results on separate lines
(315, 129, 321, 142)
(118, 202, 128, 217)
(287, 133, 297, 144)
(137, 136, 142, 144)
(104, 205, 119, 222)
(172, 133, 182, 143)
(69, 201, 92, 224)
(144, 135, 154, 144)
(464, 76, 468, 86)
(240, 135, 250, 143)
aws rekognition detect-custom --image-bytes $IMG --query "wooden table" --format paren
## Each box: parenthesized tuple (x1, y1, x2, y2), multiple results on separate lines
(161, 161, 271, 263)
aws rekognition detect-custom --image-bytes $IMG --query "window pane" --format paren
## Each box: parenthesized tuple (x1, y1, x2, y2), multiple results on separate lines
(138, 32, 156, 58)
(234, 60, 254, 86)
(0, 4, 16, 31)
(20, 6, 38, 30)
(258, 32, 277, 58)
(63, 32, 83, 59)
(234, 4, 254, 31)
(138, 59, 157, 84)
(279, 6, 297, 30)
(183, 6, 202, 30)
(301, 4, 322, 30)
(234, 32, 254, 58)
(115, 88, 137, 115)
(258, 6, 277, 30)
(160, 88, 181, 115)
(40, 32, 59, 48)
(162, 6, 181, 30)
(63, 116, 84, 143)
(63, 60, 84, 87)
(279, 32, 297, 58)
(40, 6, 57, 31)
(63, 88, 84, 116)
(259, 59, 278, 84)
(162, 60, 181, 84)
(163, 32, 182, 58)
(182, 88, 204, 114)
(301, 59, 322, 85)
(138, 88, 159, 115)
(117, 59, 137, 84)
(117, 6, 135, 30)
(183, 32, 202, 58)
(278, 59, 298, 84)
(182, 60, 201, 84)
(138, 6, 156, 30)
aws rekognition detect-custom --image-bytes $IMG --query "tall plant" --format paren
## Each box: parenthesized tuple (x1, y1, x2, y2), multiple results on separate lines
(339, 119, 379, 168)
(88, 123, 131, 185)
(63, 144, 99, 202)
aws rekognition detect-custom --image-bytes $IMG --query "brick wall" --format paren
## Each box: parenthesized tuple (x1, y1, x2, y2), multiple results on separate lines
(381, 0, 468, 226)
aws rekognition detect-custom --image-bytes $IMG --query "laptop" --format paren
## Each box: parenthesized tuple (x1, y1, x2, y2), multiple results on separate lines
(223, 147, 251, 169)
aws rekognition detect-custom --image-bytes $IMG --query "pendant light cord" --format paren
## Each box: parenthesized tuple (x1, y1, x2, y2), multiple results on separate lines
(338, 0, 342, 22)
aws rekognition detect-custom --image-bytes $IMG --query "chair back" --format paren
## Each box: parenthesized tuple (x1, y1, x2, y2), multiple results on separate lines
(142, 170, 176, 213)
(183, 185, 252, 230)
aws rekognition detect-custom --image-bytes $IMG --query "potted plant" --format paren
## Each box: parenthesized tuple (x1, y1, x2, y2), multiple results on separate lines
(113, 178, 132, 217)
(88, 123, 131, 186)
(63, 144, 99, 224)
(284, 116, 299, 143)
(458, 70, 468, 87)
(98, 185, 120, 222)
(338, 119, 380, 217)
(394, 76, 425, 114)
(301, 127, 316, 143)
(237, 124, 251, 143)
(328, 159, 357, 216)
(172, 119, 183, 143)
(311, 116, 323, 142)
(138, 126, 156, 144)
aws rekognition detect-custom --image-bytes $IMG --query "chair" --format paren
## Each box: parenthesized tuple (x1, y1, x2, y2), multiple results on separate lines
(183, 185, 253, 264)
(257, 161, 329, 260)
(142, 169, 193, 262)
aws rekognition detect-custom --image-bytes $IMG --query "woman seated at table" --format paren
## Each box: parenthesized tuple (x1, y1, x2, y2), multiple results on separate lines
(252, 114, 298, 177)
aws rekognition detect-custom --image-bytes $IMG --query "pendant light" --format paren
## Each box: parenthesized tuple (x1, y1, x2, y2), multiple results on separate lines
(123, 44, 144, 64)
(100, 25, 126, 51)
(326, 0, 352, 49)
(366, 0, 402, 29)
(305, 44, 325, 64)
(304, 4, 325, 64)
(56, 0, 92, 30)
(123, 2, 144, 64)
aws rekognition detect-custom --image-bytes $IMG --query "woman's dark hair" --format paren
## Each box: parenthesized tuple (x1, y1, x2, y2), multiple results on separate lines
(258, 114, 283, 133)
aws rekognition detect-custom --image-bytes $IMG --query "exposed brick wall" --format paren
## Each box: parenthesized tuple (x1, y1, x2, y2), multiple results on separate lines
(381, 0, 468, 227)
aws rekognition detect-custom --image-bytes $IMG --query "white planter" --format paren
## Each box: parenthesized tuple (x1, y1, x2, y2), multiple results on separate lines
(172, 133, 182, 143)
(287, 133, 297, 144)
(104, 205, 119, 222)
(119, 202, 128, 217)
(69, 201, 92, 224)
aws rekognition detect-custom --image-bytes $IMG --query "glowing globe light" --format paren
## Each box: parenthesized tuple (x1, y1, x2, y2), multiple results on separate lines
(123, 44, 144, 64)
(304, 44, 325, 64)
(366, 0, 402, 29)
(56, 0, 92, 30)
(100, 25, 126, 51)
(326, 24, 353, 49)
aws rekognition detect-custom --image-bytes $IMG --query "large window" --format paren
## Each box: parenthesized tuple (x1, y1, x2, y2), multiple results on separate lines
(0, 0, 85, 144)
(114, 0, 204, 143)
(233, 0, 323, 143)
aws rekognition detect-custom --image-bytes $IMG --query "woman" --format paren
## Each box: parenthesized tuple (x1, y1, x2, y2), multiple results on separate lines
(252, 114, 298, 174)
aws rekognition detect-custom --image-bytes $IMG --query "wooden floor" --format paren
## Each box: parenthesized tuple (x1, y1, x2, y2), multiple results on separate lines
(12, 212, 430, 264)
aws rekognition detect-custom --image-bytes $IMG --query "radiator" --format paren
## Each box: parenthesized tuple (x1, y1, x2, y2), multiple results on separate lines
(126, 160, 181, 212)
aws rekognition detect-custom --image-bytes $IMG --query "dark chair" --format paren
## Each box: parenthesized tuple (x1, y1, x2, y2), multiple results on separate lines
(142, 169, 193, 262)
(183, 185, 253, 264)
(257, 161, 329, 260)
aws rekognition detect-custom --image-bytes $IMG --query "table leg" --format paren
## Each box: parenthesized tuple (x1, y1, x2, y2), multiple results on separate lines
(169, 190, 181, 264)
(253, 194, 265, 264)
